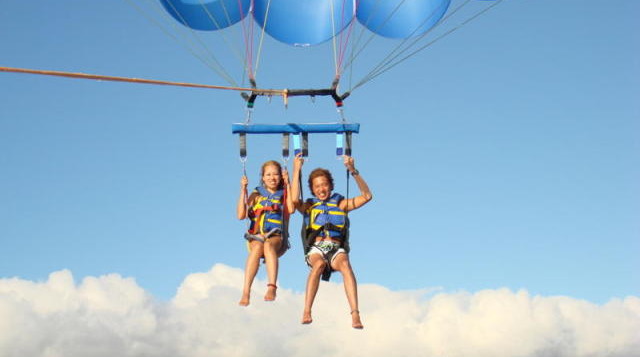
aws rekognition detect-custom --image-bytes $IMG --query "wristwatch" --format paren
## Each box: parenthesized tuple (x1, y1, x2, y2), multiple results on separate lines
(350, 169, 360, 176)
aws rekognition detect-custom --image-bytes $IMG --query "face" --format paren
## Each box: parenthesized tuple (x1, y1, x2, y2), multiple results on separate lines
(311, 175, 332, 201)
(262, 164, 281, 191)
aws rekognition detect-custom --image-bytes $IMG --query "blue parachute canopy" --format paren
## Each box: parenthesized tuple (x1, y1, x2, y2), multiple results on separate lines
(357, 0, 451, 39)
(161, 0, 451, 45)
(253, 0, 355, 46)
(160, 0, 250, 31)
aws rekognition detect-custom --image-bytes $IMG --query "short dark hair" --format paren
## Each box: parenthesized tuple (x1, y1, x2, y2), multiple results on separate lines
(308, 168, 334, 194)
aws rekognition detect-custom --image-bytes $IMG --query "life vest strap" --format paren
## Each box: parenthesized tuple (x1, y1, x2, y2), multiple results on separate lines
(248, 205, 282, 234)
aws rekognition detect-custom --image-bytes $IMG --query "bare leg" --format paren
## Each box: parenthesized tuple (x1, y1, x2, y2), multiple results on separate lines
(263, 236, 282, 301)
(332, 253, 363, 329)
(239, 240, 264, 306)
(302, 254, 326, 324)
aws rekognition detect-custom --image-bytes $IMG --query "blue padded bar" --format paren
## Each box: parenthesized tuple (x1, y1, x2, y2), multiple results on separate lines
(232, 123, 360, 134)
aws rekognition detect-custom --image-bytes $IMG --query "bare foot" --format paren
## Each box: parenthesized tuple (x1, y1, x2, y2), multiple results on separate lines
(351, 310, 363, 329)
(238, 294, 250, 306)
(264, 284, 277, 301)
(301, 310, 313, 324)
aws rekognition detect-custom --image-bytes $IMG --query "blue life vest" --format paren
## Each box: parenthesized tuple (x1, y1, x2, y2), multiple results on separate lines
(301, 193, 350, 253)
(248, 186, 286, 235)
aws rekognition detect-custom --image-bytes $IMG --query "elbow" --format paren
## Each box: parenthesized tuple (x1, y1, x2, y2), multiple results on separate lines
(363, 192, 373, 202)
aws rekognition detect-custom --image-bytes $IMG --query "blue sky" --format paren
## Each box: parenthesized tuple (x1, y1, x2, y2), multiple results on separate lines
(1, 0, 638, 311)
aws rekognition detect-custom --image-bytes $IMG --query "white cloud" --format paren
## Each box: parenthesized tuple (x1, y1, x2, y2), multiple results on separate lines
(1, 265, 638, 357)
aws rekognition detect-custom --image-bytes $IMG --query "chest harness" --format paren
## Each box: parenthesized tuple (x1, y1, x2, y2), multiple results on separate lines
(302, 193, 350, 281)
(247, 186, 288, 238)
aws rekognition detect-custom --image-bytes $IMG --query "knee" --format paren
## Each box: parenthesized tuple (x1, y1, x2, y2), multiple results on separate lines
(310, 260, 327, 275)
(333, 256, 353, 273)
(263, 242, 280, 255)
(248, 243, 264, 257)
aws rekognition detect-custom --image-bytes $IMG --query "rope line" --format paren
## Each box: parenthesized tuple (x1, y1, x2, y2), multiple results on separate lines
(336, 0, 357, 76)
(197, 0, 246, 66)
(341, 0, 408, 78)
(254, 0, 272, 79)
(237, 0, 252, 79)
(0, 66, 282, 94)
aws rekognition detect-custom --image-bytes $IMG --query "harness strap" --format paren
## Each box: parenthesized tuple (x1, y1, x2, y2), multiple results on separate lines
(306, 224, 346, 246)
(239, 133, 247, 159)
(248, 204, 281, 234)
(301, 132, 309, 157)
(281, 133, 290, 161)
(345, 132, 352, 157)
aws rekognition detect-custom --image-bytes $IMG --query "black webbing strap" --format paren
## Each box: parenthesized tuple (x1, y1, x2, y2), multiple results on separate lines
(282, 133, 290, 160)
(301, 132, 309, 157)
(239, 133, 247, 159)
(345, 132, 352, 157)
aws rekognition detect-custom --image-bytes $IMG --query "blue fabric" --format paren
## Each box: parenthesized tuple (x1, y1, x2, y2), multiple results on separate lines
(253, 0, 355, 46)
(249, 187, 285, 234)
(357, 0, 450, 39)
(160, 0, 250, 31)
(305, 193, 346, 238)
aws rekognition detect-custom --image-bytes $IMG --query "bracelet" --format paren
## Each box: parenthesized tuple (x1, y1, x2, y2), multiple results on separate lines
(350, 169, 360, 176)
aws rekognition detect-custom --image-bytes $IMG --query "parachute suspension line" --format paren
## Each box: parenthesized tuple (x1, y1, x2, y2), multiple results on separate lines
(346, 0, 360, 93)
(218, 0, 234, 27)
(327, 0, 353, 86)
(145, 0, 238, 86)
(340, 0, 409, 89)
(352, 0, 505, 92)
(237, 0, 255, 82)
(353, 0, 457, 90)
(330, 1, 355, 110)
(330, 0, 339, 77)
(335, 0, 358, 78)
(254, 0, 273, 79)
(196, 0, 247, 66)
(123, 0, 237, 86)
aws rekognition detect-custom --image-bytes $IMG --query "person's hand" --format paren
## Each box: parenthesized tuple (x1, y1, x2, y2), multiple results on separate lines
(343, 155, 356, 173)
(240, 175, 248, 189)
(282, 169, 290, 186)
(293, 153, 304, 171)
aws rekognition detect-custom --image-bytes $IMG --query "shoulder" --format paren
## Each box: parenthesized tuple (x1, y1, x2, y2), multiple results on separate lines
(254, 186, 267, 196)
(331, 193, 345, 202)
(301, 198, 315, 212)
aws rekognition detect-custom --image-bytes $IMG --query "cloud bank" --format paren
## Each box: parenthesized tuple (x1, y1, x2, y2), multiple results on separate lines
(1, 265, 638, 357)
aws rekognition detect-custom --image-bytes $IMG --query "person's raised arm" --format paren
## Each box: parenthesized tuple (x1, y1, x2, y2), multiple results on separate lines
(290, 154, 305, 213)
(237, 175, 250, 220)
(282, 167, 295, 215)
(341, 156, 373, 212)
